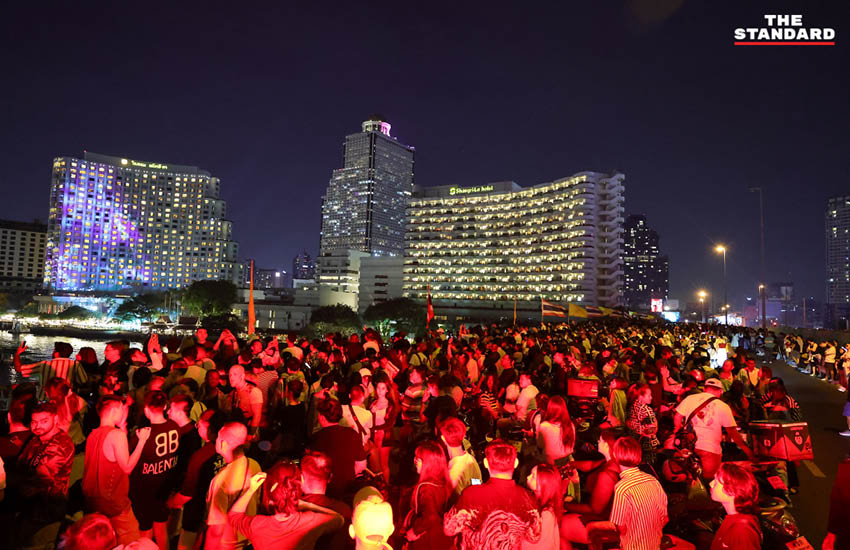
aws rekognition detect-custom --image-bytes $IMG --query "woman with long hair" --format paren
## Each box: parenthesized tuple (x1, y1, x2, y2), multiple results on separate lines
(403, 440, 453, 549)
(226, 460, 343, 550)
(369, 371, 401, 482)
(522, 463, 562, 550)
(536, 395, 576, 465)
(709, 463, 762, 550)
(560, 429, 620, 550)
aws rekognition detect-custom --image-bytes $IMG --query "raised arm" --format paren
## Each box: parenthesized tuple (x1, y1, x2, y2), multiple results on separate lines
(109, 427, 151, 474)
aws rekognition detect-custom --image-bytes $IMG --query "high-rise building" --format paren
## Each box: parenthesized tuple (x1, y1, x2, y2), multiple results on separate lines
(316, 250, 369, 309)
(827, 196, 850, 305)
(45, 153, 241, 291)
(319, 115, 415, 257)
(623, 214, 669, 310)
(403, 172, 625, 319)
(292, 250, 316, 281)
(0, 219, 47, 293)
(241, 259, 288, 289)
(358, 256, 404, 314)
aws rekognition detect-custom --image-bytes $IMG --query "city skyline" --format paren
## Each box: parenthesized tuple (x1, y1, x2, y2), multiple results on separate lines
(2, 2, 848, 307)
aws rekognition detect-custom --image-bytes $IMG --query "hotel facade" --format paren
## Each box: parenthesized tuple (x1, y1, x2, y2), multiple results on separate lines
(45, 152, 241, 292)
(403, 172, 625, 320)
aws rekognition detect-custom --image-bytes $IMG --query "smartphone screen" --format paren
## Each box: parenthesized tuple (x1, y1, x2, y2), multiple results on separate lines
(470, 478, 481, 485)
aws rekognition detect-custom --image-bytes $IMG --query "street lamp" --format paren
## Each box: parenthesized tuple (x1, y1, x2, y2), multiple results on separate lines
(758, 284, 765, 330)
(715, 245, 728, 325)
(749, 187, 767, 330)
(698, 290, 707, 323)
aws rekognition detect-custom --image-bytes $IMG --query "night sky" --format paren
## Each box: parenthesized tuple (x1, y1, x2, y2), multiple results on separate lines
(2, 1, 848, 309)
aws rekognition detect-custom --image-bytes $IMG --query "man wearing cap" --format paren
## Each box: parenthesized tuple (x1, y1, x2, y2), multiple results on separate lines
(675, 377, 752, 479)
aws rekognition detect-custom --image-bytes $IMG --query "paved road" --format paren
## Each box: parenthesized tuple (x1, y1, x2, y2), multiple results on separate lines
(768, 357, 849, 547)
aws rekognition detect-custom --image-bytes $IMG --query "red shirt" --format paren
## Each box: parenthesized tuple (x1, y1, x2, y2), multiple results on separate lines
(711, 513, 761, 550)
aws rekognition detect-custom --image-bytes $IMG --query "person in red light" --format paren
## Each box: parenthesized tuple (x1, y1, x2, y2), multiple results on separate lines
(560, 429, 620, 550)
(60, 513, 119, 550)
(128, 390, 181, 550)
(523, 464, 562, 550)
(444, 439, 542, 550)
(536, 395, 576, 466)
(609, 436, 667, 550)
(709, 463, 762, 550)
(226, 461, 344, 550)
(82, 395, 151, 545)
(225, 364, 263, 436)
(14, 401, 76, 548)
(404, 440, 454, 549)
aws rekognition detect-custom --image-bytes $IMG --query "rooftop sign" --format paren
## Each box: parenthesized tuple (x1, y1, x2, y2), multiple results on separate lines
(120, 158, 169, 170)
(449, 185, 494, 196)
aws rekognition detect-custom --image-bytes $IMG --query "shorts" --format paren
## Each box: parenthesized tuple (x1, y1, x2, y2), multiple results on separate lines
(109, 506, 141, 545)
(842, 401, 850, 417)
(131, 495, 170, 531)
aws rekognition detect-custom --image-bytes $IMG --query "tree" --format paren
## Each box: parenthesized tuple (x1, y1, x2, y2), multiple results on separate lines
(114, 293, 167, 322)
(56, 305, 99, 320)
(304, 304, 361, 339)
(363, 297, 426, 338)
(15, 302, 40, 317)
(202, 313, 244, 333)
(181, 280, 238, 318)
(310, 304, 361, 326)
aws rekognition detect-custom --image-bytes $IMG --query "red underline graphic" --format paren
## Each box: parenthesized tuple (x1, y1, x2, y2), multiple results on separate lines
(734, 41, 835, 46)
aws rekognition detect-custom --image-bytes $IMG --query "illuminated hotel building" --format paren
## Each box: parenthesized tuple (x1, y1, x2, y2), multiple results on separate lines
(45, 153, 241, 291)
(319, 115, 415, 257)
(403, 172, 625, 316)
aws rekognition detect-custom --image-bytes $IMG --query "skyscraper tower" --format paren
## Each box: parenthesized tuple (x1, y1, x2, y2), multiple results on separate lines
(826, 196, 850, 326)
(319, 115, 415, 257)
(623, 214, 669, 310)
(292, 250, 315, 281)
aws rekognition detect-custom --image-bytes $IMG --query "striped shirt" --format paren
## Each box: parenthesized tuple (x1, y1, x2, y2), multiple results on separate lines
(610, 467, 668, 550)
(19, 358, 87, 400)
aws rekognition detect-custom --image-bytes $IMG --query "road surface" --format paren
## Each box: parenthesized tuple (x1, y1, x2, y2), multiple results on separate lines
(768, 357, 848, 547)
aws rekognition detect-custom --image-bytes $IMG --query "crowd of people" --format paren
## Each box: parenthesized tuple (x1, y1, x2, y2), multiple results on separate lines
(0, 321, 828, 550)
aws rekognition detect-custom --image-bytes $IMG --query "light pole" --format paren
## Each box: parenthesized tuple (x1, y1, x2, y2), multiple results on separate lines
(758, 284, 765, 330)
(698, 290, 707, 324)
(749, 187, 767, 330)
(715, 245, 728, 325)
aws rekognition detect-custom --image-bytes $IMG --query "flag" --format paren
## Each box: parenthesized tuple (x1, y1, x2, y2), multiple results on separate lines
(426, 286, 435, 327)
(542, 299, 568, 317)
(513, 298, 517, 325)
(248, 260, 255, 334)
(584, 305, 604, 318)
(568, 303, 588, 318)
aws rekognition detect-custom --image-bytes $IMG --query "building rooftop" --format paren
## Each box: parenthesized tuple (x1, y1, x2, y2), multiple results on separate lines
(0, 219, 47, 232)
(78, 152, 209, 175)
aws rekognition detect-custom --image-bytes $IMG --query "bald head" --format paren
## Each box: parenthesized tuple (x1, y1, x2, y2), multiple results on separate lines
(215, 421, 248, 461)
(228, 364, 246, 389)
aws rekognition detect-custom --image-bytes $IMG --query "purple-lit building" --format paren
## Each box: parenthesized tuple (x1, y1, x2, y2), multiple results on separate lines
(45, 153, 241, 291)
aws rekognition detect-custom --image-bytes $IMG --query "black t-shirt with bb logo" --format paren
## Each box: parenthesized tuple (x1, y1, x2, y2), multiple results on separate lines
(130, 419, 181, 502)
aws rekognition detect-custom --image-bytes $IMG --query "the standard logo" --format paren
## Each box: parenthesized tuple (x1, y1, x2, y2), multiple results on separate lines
(734, 14, 835, 46)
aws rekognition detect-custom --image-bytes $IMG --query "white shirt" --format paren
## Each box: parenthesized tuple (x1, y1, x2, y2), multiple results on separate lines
(675, 392, 737, 455)
(340, 403, 373, 446)
(516, 384, 539, 422)
(536, 420, 572, 463)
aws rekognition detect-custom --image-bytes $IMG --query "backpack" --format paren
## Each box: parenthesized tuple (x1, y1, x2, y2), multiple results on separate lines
(675, 396, 718, 452)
